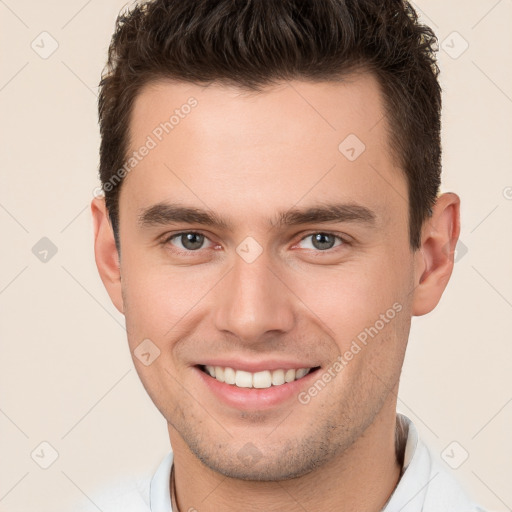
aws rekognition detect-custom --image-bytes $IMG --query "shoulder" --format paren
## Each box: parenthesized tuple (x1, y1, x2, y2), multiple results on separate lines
(421, 447, 488, 512)
(71, 470, 153, 512)
(72, 450, 174, 512)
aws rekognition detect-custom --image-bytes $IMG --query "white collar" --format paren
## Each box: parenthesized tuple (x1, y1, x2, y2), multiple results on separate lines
(149, 449, 173, 511)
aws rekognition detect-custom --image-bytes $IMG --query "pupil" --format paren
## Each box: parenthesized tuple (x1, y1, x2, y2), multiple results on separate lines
(182, 233, 204, 250)
(312, 233, 334, 250)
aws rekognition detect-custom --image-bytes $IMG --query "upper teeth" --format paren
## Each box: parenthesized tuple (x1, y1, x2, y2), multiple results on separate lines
(204, 366, 312, 388)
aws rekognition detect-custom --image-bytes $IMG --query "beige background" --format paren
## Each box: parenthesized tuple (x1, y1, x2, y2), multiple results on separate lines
(1, 1, 511, 511)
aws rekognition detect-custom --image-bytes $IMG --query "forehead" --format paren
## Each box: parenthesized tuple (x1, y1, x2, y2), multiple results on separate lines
(121, 74, 406, 228)
(129, 73, 388, 149)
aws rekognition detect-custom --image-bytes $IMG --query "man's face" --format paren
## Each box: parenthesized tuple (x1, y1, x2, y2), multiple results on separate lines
(114, 74, 417, 479)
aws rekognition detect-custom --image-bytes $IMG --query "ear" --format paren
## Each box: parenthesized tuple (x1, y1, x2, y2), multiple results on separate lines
(91, 197, 124, 314)
(412, 192, 461, 316)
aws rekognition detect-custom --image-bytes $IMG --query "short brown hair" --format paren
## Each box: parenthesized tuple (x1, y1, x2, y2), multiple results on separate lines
(98, 0, 441, 250)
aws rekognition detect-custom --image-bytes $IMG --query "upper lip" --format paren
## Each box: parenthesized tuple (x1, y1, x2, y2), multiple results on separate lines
(196, 359, 320, 373)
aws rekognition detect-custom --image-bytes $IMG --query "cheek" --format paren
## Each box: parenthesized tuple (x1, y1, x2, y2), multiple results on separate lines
(290, 252, 411, 347)
(120, 253, 217, 346)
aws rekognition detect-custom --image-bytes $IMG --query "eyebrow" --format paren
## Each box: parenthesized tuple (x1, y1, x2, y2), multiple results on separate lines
(137, 202, 377, 230)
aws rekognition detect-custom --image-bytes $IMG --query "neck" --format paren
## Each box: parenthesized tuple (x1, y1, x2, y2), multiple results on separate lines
(168, 407, 402, 512)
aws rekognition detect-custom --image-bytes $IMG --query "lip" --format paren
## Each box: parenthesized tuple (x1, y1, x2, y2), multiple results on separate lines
(194, 365, 321, 410)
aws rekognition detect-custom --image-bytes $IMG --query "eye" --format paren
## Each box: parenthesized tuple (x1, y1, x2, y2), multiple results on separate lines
(165, 232, 214, 252)
(296, 232, 345, 251)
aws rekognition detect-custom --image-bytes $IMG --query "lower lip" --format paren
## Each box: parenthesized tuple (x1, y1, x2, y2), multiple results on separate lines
(195, 367, 320, 410)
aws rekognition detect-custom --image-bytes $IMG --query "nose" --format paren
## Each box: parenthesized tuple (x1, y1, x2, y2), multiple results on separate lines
(213, 250, 296, 345)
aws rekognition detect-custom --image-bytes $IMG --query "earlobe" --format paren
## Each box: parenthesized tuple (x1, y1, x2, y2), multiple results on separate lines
(91, 197, 124, 314)
(412, 192, 461, 316)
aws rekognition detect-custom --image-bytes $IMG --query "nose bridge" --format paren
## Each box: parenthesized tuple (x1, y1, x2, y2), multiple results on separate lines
(213, 250, 295, 341)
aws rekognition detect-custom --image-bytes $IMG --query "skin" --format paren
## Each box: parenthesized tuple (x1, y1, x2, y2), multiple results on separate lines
(92, 73, 460, 511)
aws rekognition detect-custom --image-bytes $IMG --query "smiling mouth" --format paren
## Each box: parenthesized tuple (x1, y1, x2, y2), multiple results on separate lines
(198, 365, 321, 389)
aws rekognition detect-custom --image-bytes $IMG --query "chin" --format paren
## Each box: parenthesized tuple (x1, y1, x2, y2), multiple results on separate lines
(188, 435, 338, 482)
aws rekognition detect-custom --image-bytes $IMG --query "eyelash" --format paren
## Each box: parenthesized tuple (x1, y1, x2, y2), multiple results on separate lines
(161, 231, 350, 255)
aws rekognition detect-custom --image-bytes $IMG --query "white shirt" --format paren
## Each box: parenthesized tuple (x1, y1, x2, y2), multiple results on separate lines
(78, 414, 486, 512)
